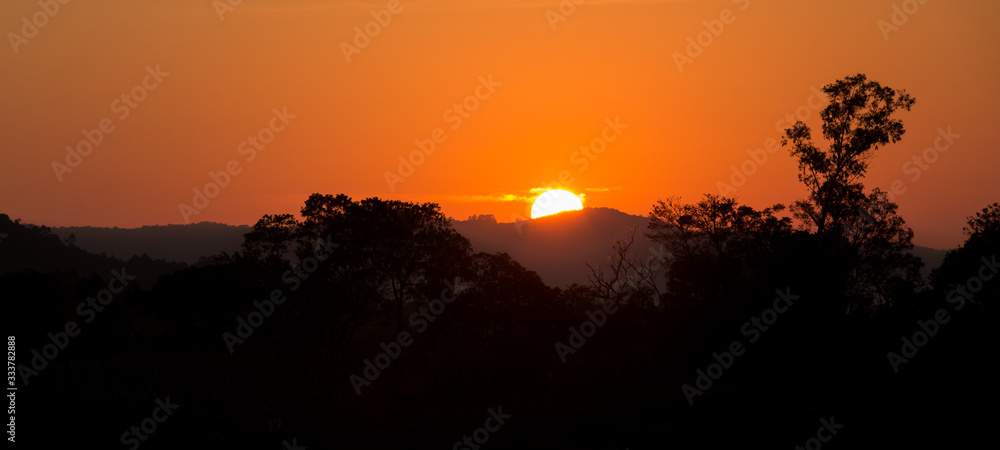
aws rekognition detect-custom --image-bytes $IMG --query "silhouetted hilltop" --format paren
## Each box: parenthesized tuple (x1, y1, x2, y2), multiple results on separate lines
(453, 208, 949, 287)
(912, 245, 948, 281)
(0, 214, 185, 288)
(452, 207, 662, 287)
(50, 222, 251, 264)
(0, 213, 121, 276)
(5, 210, 951, 291)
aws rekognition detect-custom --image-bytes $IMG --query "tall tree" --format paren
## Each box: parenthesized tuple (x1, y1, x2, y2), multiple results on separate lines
(782, 74, 915, 235)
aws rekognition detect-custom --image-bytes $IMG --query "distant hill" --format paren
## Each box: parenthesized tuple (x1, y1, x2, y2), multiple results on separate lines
(452, 208, 662, 288)
(0, 214, 185, 288)
(912, 245, 949, 281)
(51, 222, 251, 264)
(1, 214, 122, 277)
(25, 213, 951, 289)
(453, 208, 951, 288)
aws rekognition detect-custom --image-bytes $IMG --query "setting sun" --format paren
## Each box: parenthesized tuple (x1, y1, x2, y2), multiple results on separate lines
(530, 189, 584, 219)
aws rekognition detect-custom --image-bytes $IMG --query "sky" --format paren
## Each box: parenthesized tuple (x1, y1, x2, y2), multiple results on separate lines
(1, 0, 998, 249)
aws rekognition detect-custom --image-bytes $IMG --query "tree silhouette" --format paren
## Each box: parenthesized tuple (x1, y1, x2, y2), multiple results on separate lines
(841, 188, 923, 311)
(586, 226, 664, 311)
(242, 213, 299, 265)
(782, 74, 915, 235)
(963, 201, 1000, 246)
(646, 194, 792, 309)
(778, 74, 926, 313)
(294, 194, 473, 331)
(456, 251, 554, 337)
(932, 202, 1000, 307)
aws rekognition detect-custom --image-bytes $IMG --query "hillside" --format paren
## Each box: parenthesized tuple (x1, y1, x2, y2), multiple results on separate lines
(0, 214, 185, 289)
(50, 222, 251, 264)
(453, 208, 950, 288)
(452, 207, 662, 288)
(28, 212, 949, 289)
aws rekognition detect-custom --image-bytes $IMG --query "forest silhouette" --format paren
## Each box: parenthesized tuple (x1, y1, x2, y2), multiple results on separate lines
(3, 74, 998, 448)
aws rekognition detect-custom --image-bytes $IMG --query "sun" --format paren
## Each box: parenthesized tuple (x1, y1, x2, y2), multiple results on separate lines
(531, 189, 584, 219)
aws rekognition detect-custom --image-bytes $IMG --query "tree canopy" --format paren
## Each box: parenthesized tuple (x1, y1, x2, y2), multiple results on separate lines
(782, 73, 915, 235)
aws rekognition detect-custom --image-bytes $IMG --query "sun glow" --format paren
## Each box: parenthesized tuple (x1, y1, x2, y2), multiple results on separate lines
(530, 189, 584, 219)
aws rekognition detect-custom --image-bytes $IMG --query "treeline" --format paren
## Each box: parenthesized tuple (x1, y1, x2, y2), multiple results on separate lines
(3, 74, 998, 448)
(5, 190, 996, 448)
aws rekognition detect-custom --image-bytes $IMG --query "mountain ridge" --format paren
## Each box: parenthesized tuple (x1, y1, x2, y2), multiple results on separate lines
(31, 209, 950, 288)
(50, 222, 252, 265)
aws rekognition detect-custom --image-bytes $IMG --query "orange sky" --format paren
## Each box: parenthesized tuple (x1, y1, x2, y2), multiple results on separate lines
(2, 0, 998, 249)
